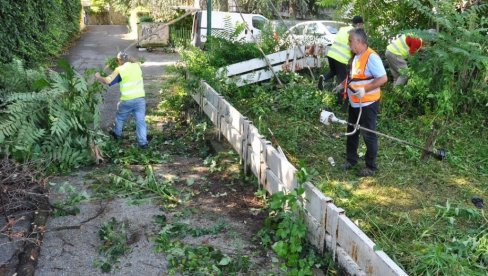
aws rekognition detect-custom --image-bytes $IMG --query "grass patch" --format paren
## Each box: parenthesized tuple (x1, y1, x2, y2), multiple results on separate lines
(172, 58, 488, 273)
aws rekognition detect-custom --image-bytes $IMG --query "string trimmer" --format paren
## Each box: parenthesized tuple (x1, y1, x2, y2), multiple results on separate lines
(319, 110, 446, 160)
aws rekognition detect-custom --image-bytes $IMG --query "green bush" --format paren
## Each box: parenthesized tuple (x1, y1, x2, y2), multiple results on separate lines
(0, 59, 105, 173)
(206, 37, 262, 68)
(0, 0, 81, 66)
(138, 15, 154, 23)
(346, 0, 488, 117)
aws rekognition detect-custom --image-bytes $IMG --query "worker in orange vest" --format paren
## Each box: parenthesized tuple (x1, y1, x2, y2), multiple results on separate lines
(336, 28, 387, 177)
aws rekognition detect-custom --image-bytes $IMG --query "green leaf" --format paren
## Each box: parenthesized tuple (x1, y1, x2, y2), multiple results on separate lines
(272, 241, 288, 257)
(186, 178, 195, 186)
(218, 256, 231, 266)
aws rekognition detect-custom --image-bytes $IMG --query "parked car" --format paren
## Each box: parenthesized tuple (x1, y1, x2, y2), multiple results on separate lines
(271, 20, 297, 37)
(191, 11, 268, 48)
(283, 20, 348, 46)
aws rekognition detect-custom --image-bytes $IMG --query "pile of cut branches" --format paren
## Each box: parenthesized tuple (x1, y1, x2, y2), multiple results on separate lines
(0, 157, 48, 275)
(0, 158, 45, 219)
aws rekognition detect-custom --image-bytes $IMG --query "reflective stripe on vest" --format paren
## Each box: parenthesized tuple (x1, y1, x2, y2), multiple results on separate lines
(327, 26, 353, 64)
(347, 48, 381, 105)
(118, 62, 145, 101)
(386, 34, 409, 58)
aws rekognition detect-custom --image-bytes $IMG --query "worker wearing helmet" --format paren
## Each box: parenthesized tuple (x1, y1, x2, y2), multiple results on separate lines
(95, 52, 148, 149)
(318, 15, 364, 105)
(385, 32, 427, 86)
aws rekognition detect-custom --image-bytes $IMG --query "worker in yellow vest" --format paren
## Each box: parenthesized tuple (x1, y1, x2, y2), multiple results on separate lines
(385, 34, 424, 86)
(95, 52, 148, 149)
(318, 16, 364, 105)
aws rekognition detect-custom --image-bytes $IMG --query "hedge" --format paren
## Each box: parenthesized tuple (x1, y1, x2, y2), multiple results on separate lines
(0, 0, 81, 66)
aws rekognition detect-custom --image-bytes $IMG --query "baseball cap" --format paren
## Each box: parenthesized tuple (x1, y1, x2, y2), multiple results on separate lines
(352, 16, 364, 24)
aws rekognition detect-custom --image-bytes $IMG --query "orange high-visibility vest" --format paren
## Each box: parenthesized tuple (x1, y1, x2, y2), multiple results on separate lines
(347, 48, 381, 105)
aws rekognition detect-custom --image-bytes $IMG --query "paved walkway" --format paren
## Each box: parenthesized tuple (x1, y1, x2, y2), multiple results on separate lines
(36, 25, 179, 276)
(36, 25, 273, 276)
(63, 25, 178, 129)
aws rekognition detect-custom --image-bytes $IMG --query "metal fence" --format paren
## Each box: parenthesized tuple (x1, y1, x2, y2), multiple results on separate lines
(170, 28, 192, 48)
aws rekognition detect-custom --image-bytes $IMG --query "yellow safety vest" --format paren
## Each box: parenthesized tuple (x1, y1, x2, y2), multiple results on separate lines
(386, 34, 409, 58)
(327, 26, 354, 64)
(118, 62, 145, 101)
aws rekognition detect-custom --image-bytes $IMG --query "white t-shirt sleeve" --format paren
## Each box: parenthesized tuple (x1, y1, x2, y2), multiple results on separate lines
(365, 54, 387, 78)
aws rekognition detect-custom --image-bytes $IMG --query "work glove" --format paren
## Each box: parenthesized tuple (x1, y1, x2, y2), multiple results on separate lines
(332, 83, 344, 94)
(354, 87, 365, 99)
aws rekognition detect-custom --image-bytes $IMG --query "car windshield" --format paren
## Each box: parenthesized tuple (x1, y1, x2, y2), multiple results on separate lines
(319, 22, 339, 34)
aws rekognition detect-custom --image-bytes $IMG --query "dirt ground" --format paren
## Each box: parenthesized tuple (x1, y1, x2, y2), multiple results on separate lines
(0, 25, 276, 276)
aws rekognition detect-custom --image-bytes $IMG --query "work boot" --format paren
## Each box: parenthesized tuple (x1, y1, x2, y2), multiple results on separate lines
(139, 144, 149, 150)
(341, 162, 355, 171)
(357, 167, 376, 177)
(318, 75, 324, 90)
(109, 130, 121, 141)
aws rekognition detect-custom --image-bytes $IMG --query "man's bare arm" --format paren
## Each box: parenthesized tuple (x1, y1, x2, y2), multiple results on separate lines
(95, 68, 120, 84)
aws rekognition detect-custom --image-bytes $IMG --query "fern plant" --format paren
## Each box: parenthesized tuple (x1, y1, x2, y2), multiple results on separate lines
(0, 59, 106, 172)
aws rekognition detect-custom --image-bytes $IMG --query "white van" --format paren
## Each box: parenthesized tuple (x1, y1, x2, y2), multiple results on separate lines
(191, 11, 268, 48)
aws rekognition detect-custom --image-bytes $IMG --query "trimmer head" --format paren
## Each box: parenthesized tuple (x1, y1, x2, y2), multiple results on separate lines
(319, 110, 347, 126)
(319, 110, 335, 126)
(434, 149, 447, 161)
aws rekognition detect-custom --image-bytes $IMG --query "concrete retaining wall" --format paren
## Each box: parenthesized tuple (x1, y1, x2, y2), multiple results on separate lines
(192, 81, 407, 276)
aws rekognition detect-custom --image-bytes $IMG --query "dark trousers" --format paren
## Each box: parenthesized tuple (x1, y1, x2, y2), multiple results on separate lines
(346, 101, 379, 170)
(323, 57, 348, 104)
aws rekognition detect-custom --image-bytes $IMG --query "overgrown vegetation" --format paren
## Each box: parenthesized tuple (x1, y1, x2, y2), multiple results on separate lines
(258, 166, 327, 275)
(384, 2, 487, 117)
(321, 0, 488, 117)
(0, 0, 81, 65)
(177, 1, 488, 274)
(411, 201, 488, 275)
(0, 59, 106, 173)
